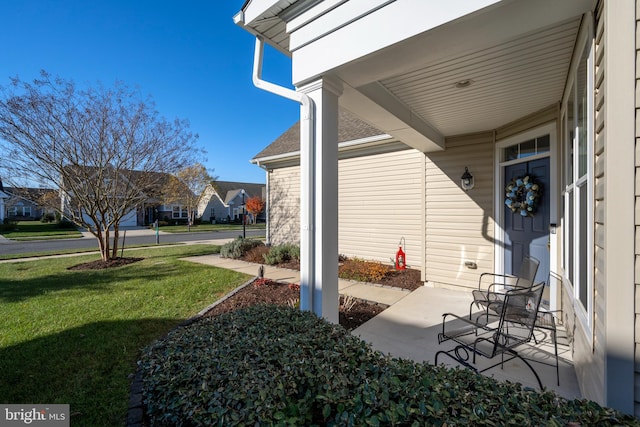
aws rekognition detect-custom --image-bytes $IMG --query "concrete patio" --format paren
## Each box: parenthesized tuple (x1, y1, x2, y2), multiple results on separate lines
(353, 285, 581, 400)
(185, 254, 581, 400)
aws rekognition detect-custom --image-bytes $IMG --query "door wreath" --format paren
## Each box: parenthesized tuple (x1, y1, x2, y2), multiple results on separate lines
(504, 175, 541, 217)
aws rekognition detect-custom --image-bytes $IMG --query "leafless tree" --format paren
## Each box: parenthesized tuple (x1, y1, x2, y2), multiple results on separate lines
(0, 71, 201, 261)
(163, 163, 215, 231)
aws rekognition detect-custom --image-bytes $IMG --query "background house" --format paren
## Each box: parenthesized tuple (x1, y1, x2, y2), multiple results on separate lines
(0, 179, 9, 222)
(3, 185, 58, 221)
(197, 181, 266, 224)
(237, 0, 637, 416)
(60, 168, 195, 228)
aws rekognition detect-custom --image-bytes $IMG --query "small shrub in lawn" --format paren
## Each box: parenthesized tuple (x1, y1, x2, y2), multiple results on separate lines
(339, 257, 392, 282)
(0, 221, 17, 232)
(40, 213, 56, 223)
(56, 218, 77, 229)
(263, 243, 300, 265)
(139, 305, 638, 427)
(220, 237, 264, 259)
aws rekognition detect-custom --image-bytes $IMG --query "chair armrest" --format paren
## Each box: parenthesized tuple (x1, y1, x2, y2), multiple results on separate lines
(478, 272, 517, 290)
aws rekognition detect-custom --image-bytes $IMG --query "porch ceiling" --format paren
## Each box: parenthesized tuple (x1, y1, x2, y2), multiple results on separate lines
(373, 17, 581, 136)
(238, 1, 586, 146)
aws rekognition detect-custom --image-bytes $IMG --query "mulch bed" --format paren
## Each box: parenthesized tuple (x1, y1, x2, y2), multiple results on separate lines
(67, 257, 143, 270)
(201, 279, 390, 331)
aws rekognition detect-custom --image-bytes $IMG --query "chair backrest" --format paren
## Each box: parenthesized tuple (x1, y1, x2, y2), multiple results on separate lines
(494, 281, 545, 350)
(514, 255, 540, 288)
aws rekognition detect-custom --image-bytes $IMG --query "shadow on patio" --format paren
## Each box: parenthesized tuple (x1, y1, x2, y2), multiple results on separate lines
(352, 286, 581, 400)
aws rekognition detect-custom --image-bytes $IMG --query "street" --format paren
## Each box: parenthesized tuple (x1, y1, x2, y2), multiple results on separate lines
(0, 228, 264, 256)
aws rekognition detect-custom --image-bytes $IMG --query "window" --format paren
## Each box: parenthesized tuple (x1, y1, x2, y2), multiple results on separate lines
(7, 205, 31, 216)
(503, 135, 550, 161)
(172, 205, 188, 219)
(562, 29, 593, 329)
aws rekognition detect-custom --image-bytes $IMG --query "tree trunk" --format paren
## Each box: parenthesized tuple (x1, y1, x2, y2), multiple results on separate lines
(111, 226, 120, 259)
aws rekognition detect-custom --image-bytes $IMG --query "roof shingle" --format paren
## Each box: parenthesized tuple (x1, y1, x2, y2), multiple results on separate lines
(252, 109, 384, 159)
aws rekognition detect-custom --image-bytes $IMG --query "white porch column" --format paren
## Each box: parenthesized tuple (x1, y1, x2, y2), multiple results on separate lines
(298, 78, 342, 323)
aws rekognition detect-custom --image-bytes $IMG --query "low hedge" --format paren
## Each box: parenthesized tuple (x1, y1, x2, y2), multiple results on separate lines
(139, 305, 637, 426)
(263, 244, 300, 265)
(220, 237, 264, 259)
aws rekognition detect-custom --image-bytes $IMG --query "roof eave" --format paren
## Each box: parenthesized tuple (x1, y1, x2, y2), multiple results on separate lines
(252, 134, 405, 169)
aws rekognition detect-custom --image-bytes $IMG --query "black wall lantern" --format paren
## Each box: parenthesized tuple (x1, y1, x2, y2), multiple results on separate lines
(461, 167, 474, 191)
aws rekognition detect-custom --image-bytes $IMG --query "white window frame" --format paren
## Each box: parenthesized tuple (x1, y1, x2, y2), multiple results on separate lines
(171, 205, 188, 219)
(494, 123, 558, 310)
(560, 17, 594, 334)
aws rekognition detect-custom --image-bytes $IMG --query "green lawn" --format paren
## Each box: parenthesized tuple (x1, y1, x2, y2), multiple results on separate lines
(0, 245, 251, 426)
(0, 220, 82, 240)
(158, 222, 265, 233)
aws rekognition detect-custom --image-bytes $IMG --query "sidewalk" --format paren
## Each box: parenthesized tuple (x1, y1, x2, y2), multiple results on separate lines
(182, 255, 411, 307)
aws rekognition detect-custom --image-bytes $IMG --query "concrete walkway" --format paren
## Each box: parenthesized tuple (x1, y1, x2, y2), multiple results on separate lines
(182, 254, 411, 307)
(184, 254, 581, 400)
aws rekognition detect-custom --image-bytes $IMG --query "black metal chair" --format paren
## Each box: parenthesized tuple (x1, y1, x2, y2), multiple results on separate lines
(528, 271, 563, 386)
(436, 281, 546, 389)
(473, 268, 562, 386)
(469, 255, 540, 320)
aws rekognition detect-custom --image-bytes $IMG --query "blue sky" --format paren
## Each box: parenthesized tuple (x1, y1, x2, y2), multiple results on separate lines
(0, 1, 299, 184)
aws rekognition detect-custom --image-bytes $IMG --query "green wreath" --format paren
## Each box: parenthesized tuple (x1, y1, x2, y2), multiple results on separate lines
(504, 175, 541, 217)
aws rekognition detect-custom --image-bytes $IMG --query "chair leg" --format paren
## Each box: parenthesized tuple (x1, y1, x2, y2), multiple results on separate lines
(552, 328, 559, 386)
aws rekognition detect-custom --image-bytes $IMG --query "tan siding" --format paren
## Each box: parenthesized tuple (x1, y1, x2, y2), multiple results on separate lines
(586, 0, 607, 405)
(495, 104, 558, 141)
(339, 149, 424, 268)
(635, 0, 640, 417)
(425, 134, 494, 289)
(268, 149, 425, 270)
(268, 168, 301, 245)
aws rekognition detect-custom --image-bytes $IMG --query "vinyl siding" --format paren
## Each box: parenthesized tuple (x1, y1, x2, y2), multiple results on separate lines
(425, 132, 494, 289)
(268, 148, 425, 269)
(635, 0, 640, 417)
(586, 0, 606, 404)
(339, 149, 424, 268)
(267, 168, 301, 245)
(495, 104, 559, 142)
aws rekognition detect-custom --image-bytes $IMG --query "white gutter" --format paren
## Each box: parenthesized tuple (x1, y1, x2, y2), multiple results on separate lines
(252, 36, 316, 314)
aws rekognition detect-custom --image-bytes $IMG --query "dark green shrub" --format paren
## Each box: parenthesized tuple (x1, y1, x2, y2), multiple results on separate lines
(220, 237, 264, 259)
(139, 305, 638, 427)
(0, 219, 17, 232)
(263, 243, 300, 265)
(40, 213, 56, 223)
(56, 218, 77, 229)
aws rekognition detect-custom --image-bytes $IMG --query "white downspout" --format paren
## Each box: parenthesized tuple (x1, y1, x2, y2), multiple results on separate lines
(252, 36, 316, 314)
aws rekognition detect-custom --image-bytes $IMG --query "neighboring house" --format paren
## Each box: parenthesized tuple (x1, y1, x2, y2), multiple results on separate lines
(3, 185, 58, 221)
(237, 0, 637, 416)
(0, 179, 9, 223)
(197, 181, 266, 224)
(60, 167, 194, 227)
